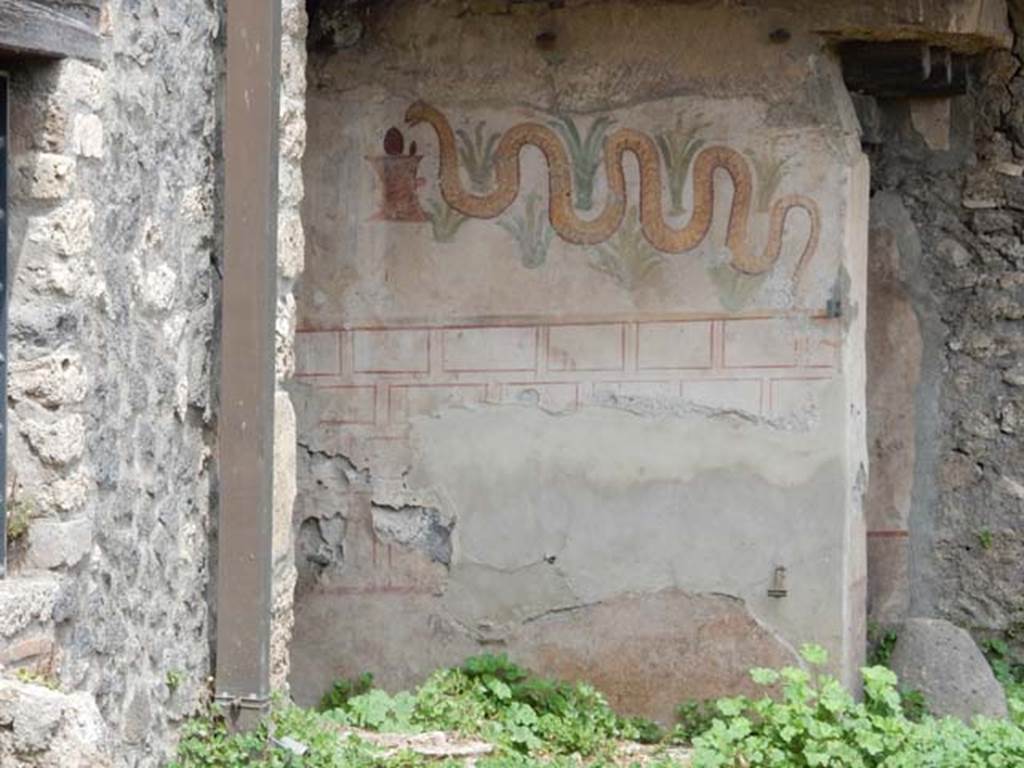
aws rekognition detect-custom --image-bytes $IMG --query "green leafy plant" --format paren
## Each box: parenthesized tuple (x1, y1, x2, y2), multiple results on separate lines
(867, 624, 898, 667)
(656, 115, 710, 216)
(623, 715, 664, 745)
(321, 653, 638, 758)
(166, 669, 183, 694)
(319, 671, 375, 712)
(499, 192, 554, 269)
(588, 206, 664, 289)
(171, 651, 1024, 768)
(983, 636, 1024, 722)
(5, 474, 35, 547)
(690, 644, 1024, 768)
(427, 198, 469, 243)
(549, 114, 614, 211)
(456, 120, 502, 193)
(671, 699, 719, 745)
(14, 667, 60, 691)
(978, 528, 994, 550)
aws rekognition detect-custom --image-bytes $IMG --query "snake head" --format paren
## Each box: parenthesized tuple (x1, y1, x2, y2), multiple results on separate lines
(405, 100, 429, 127)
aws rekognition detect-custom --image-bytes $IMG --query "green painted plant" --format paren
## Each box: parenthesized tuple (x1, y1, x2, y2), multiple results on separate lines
(427, 197, 469, 243)
(747, 148, 791, 212)
(656, 116, 710, 216)
(588, 206, 664, 289)
(549, 114, 614, 211)
(456, 120, 502, 193)
(499, 192, 553, 269)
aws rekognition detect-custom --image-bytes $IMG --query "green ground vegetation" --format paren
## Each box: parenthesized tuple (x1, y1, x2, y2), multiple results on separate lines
(171, 645, 1024, 768)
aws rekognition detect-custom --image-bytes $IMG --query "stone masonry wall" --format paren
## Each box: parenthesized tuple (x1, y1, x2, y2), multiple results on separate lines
(3, 2, 221, 766)
(3, 1, 310, 763)
(272, 0, 309, 693)
(863, 4, 1024, 654)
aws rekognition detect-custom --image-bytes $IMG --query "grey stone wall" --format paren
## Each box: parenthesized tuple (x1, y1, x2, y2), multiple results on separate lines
(4, 1, 221, 765)
(863, 6, 1024, 654)
(3, 0, 308, 761)
(272, 0, 308, 694)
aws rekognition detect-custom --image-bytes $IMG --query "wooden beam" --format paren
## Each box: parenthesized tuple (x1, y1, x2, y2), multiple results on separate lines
(0, 0, 101, 61)
(840, 41, 969, 98)
(215, 0, 281, 733)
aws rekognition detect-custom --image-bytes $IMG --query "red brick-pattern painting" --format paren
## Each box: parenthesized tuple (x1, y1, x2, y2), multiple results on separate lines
(296, 313, 839, 441)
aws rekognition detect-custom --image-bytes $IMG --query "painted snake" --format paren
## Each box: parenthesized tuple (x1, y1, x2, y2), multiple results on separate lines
(406, 101, 820, 277)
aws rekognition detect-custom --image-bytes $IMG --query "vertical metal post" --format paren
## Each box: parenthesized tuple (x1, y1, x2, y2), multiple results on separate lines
(215, 0, 280, 730)
(0, 74, 8, 579)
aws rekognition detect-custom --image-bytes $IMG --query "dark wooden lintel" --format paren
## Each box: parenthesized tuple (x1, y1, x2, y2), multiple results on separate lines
(0, 0, 101, 62)
(840, 41, 969, 98)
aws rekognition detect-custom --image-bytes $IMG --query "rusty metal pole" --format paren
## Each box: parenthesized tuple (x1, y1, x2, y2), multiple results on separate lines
(215, 0, 281, 731)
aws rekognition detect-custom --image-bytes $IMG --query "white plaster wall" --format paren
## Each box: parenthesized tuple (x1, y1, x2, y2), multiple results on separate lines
(291, 0, 868, 719)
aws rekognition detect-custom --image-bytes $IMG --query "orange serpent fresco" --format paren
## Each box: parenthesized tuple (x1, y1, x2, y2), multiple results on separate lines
(406, 101, 820, 278)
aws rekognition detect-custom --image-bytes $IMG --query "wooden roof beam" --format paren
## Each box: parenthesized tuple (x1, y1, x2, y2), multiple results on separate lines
(0, 0, 101, 62)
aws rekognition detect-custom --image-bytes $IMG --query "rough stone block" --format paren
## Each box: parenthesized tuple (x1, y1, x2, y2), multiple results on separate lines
(70, 114, 104, 159)
(25, 198, 95, 258)
(273, 392, 298, 566)
(0, 679, 63, 753)
(55, 60, 105, 110)
(9, 353, 88, 408)
(0, 680, 111, 766)
(13, 153, 76, 200)
(909, 98, 952, 151)
(25, 517, 93, 570)
(138, 262, 178, 312)
(889, 618, 1009, 722)
(278, 209, 306, 281)
(20, 414, 86, 467)
(0, 575, 61, 640)
(42, 471, 92, 514)
(280, 96, 307, 162)
(0, 632, 55, 666)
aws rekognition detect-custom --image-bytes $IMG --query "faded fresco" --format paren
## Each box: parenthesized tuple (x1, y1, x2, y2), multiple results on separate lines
(293, 3, 866, 720)
(374, 101, 819, 281)
(303, 93, 841, 328)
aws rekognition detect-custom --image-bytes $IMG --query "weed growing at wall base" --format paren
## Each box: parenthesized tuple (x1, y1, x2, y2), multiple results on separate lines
(171, 651, 1024, 767)
(690, 645, 1024, 767)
